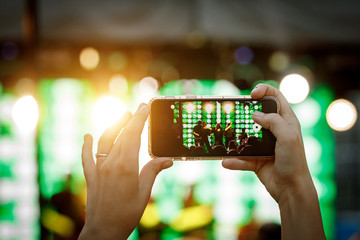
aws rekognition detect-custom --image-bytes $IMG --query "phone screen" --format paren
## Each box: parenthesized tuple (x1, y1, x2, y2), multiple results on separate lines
(150, 98, 276, 158)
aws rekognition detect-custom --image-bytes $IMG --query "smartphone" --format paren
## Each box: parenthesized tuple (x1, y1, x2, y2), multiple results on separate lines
(148, 96, 277, 160)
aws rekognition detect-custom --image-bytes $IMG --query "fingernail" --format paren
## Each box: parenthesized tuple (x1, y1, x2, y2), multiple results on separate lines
(251, 86, 259, 93)
(162, 160, 173, 169)
(138, 103, 149, 112)
(253, 111, 265, 118)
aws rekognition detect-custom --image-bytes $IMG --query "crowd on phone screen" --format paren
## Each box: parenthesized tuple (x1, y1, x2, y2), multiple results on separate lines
(181, 120, 260, 156)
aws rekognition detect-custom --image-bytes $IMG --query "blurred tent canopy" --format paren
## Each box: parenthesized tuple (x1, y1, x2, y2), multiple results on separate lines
(1, 0, 360, 47)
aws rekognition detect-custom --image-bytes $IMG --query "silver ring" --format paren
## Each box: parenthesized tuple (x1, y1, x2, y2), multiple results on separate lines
(95, 153, 108, 158)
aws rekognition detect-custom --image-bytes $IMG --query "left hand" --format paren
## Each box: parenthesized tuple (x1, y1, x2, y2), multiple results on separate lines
(79, 104, 173, 240)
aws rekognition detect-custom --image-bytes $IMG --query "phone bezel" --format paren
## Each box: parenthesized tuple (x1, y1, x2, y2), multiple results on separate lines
(148, 95, 278, 161)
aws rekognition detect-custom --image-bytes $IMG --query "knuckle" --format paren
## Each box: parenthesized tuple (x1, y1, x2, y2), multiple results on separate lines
(146, 161, 161, 175)
(284, 131, 301, 145)
(116, 162, 134, 176)
(99, 163, 112, 175)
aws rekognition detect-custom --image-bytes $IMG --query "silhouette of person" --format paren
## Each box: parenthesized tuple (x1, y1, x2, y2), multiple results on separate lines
(192, 121, 202, 146)
(239, 136, 259, 156)
(212, 123, 224, 146)
(238, 128, 248, 146)
(224, 122, 235, 149)
(200, 121, 212, 152)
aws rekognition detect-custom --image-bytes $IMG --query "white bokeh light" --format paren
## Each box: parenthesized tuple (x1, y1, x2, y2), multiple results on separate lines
(279, 74, 310, 104)
(12, 96, 39, 133)
(79, 47, 100, 70)
(303, 136, 322, 166)
(326, 99, 357, 131)
(92, 96, 127, 135)
(137, 77, 159, 103)
(293, 97, 321, 128)
(212, 80, 240, 95)
(109, 74, 128, 97)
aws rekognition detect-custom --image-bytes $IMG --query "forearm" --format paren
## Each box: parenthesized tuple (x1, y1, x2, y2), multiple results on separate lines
(278, 178, 326, 240)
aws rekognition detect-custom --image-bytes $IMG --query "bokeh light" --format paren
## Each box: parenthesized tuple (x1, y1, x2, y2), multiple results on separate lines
(109, 74, 128, 97)
(268, 51, 289, 72)
(326, 99, 357, 131)
(204, 102, 214, 113)
(212, 80, 240, 96)
(92, 96, 127, 134)
(137, 77, 159, 103)
(11, 96, 39, 133)
(139, 77, 158, 93)
(108, 51, 127, 71)
(304, 136, 322, 166)
(234, 46, 253, 65)
(1, 42, 19, 60)
(79, 47, 100, 70)
(186, 31, 207, 49)
(185, 102, 196, 113)
(15, 78, 36, 96)
(279, 74, 310, 104)
(223, 102, 234, 114)
(293, 97, 321, 128)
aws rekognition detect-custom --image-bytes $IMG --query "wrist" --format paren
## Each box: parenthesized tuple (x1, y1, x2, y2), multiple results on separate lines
(278, 173, 318, 209)
(79, 221, 130, 240)
(277, 174, 326, 240)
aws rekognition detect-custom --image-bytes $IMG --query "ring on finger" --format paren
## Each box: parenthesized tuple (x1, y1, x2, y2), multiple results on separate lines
(95, 153, 108, 158)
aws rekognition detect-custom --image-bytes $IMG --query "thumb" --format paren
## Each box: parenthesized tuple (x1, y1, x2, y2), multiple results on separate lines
(138, 158, 173, 200)
(252, 112, 288, 141)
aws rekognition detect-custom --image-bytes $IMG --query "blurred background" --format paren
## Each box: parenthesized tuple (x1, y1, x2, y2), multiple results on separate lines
(1, 0, 360, 239)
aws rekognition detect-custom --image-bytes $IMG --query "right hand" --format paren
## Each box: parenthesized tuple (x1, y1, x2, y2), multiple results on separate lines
(222, 84, 315, 205)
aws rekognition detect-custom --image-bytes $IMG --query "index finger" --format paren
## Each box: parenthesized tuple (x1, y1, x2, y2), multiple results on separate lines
(111, 103, 150, 163)
(251, 84, 298, 124)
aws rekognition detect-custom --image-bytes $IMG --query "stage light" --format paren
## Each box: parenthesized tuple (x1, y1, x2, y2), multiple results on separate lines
(293, 97, 321, 128)
(109, 74, 128, 97)
(234, 46, 253, 65)
(79, 47, 99, 70)
(326, 99, 357, 131)
(204, 103, 214, 113)
(185, 102, 196, 113)
(140, 204, 161, 228)
(12, 96, 39, 133)
(92, 96, 127, 134)
(213, 80, 240, 95)
(223, 102, 234, 114)
(108, 51, 127, 71)
(279, 74, 310, 104)
(139, 77, 158, 92)
(303, 136, 322, 169)
(15, 78, 35, 96)
(269, 51, 289, 72)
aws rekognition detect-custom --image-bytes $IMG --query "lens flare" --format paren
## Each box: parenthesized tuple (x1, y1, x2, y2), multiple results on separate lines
(326, 99, 357, 131)
(92, 96, 127, 134)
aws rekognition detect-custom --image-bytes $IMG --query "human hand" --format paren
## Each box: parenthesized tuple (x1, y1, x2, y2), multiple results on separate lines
(78, 104, 173, 240)
(222, 84, 314, 205)
(223, 84, 326, 239)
